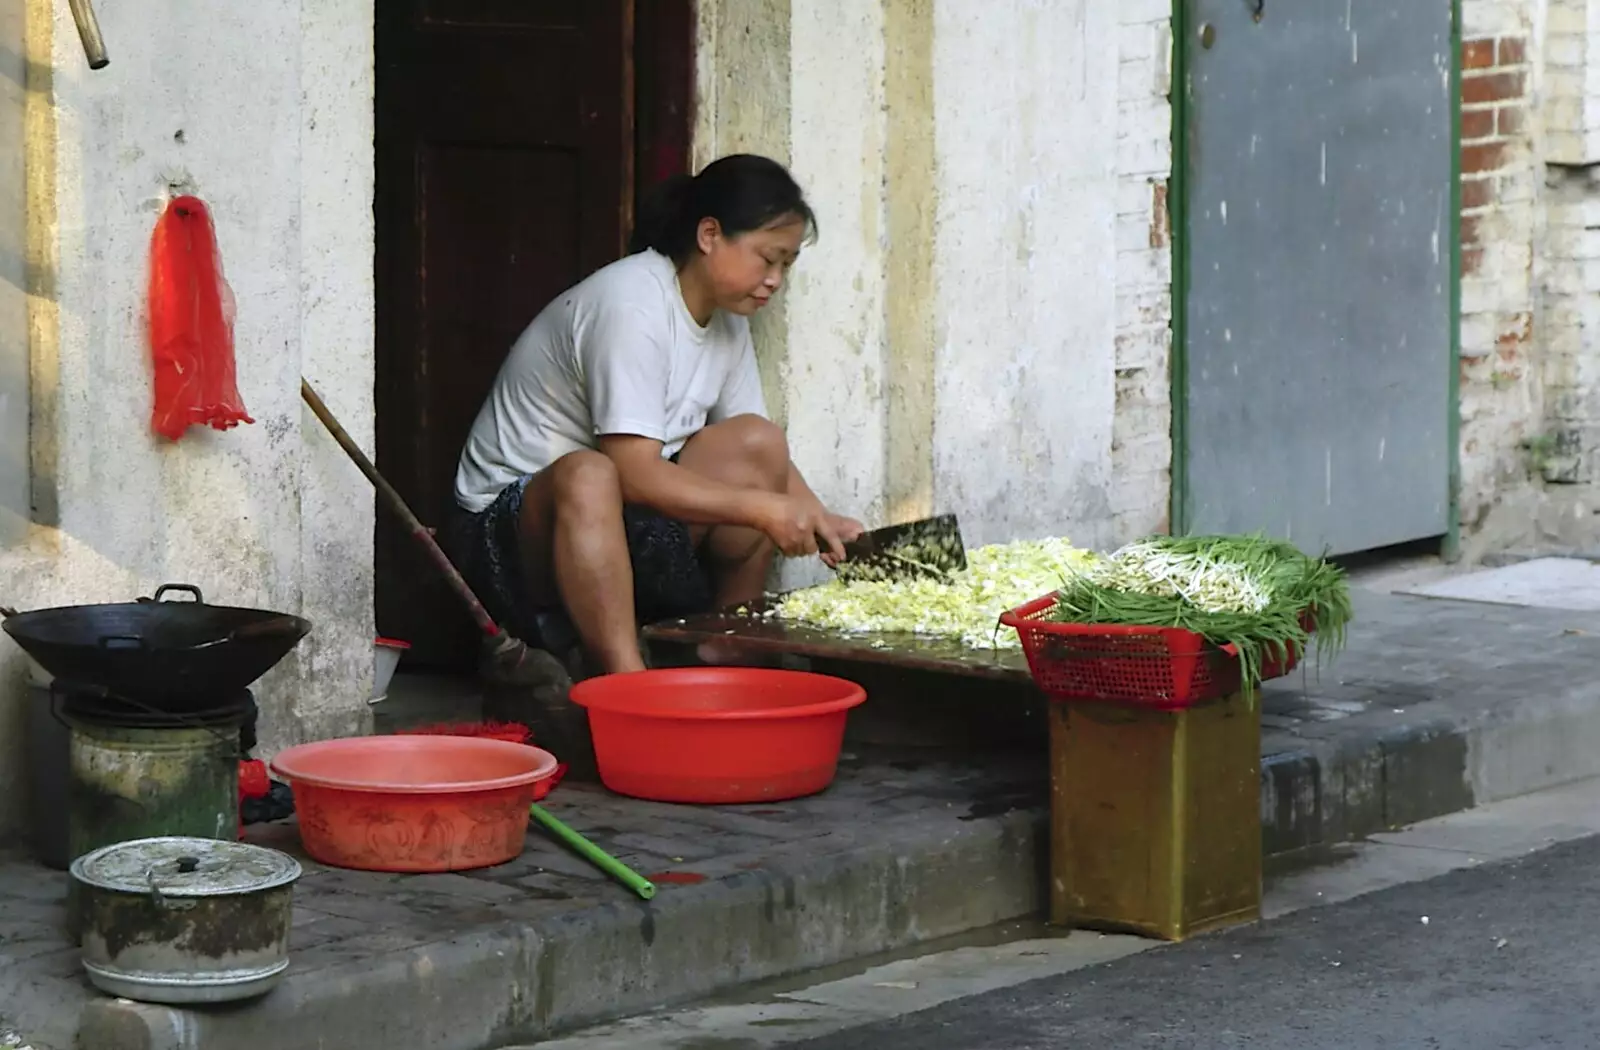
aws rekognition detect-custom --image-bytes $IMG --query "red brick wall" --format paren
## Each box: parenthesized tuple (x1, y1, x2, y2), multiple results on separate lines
(1457, 33, 1537, 536)
(1460, 36, 1528, 280)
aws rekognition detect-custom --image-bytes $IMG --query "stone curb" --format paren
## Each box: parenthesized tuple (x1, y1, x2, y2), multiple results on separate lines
(76, 692, 1600, 1050)
(75, 810, 1044, 1050)
(1262, 688, 1600, 857)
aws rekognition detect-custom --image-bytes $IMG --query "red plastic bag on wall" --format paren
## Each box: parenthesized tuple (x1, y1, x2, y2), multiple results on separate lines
(147, 195, 254, 440)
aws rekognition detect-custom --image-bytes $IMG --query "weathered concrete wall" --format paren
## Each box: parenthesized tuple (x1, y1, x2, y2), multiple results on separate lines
(0, 0, 375, 837)
(927, 1, 1119, 549)
(1111, 0, 1176, 542)
(692, 0, 795, 433)
(694, 0, 1171, 560)
(690, 0, 1600, 568)
(0, 0, 25, 549)
(789, 0, 889, 529)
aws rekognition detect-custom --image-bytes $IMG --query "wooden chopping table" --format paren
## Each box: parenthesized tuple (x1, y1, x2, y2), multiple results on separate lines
(643, 607, 1033, 681)
(644, 608, 1262, 942)
(642, 608, 1044, 750)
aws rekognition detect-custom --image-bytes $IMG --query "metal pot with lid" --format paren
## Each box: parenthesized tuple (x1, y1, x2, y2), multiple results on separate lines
(70, 836, 302, 1004)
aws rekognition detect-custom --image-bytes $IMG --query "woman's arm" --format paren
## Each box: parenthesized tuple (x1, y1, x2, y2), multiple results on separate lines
(785, 460, 865, 564)
(600, 435, 854, 559)
(599, 434, 774, 528)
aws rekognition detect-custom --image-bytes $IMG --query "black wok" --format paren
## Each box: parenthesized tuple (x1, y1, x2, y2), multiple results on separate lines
(1, 584, 311, 708)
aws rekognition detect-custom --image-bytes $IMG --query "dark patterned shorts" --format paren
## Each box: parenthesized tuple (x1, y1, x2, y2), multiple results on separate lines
(443, 471, 715, 655)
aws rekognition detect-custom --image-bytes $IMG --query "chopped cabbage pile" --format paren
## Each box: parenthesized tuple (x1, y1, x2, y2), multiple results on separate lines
(770, 537, 1097, 649)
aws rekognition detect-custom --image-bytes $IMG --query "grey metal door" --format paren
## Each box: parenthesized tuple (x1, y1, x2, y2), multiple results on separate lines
(1181, 0, 1453, 554)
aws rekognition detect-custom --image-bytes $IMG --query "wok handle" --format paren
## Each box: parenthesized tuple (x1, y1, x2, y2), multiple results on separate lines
(97, 635, 146, 650)
(153, 584, 204, 604)
(228, 618, 302, 641)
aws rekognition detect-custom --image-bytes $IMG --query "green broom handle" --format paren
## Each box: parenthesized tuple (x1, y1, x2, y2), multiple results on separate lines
(529, 804, 657, 900)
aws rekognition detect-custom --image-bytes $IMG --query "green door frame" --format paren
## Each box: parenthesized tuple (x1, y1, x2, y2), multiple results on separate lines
(1166, 0, 1464, 559)
(1168, 0, 1192, 536)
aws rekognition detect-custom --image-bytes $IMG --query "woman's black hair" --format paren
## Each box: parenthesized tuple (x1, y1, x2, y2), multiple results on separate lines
(628, 154, 817, 261)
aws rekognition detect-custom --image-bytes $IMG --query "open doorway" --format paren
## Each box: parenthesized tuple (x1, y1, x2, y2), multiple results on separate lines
(373, 0, 693, 671)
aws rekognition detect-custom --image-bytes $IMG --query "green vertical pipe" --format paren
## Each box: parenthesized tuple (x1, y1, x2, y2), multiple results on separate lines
(1168, 0, 1192, 535)
(1443, 0, 1464, 562)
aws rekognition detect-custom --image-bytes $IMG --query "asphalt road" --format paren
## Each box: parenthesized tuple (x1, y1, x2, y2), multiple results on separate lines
(793, 834, 1600, 1050)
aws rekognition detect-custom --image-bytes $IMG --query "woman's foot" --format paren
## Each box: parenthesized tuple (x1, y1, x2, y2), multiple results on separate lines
(558, 632, 654, 682)
(479, 643, 599, 780)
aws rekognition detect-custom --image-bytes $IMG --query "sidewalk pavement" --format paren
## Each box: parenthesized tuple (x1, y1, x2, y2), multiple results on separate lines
(2, 588, 1598, 1050)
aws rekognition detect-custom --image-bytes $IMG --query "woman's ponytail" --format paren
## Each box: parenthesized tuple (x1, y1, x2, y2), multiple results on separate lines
(628, 173, 696, 257)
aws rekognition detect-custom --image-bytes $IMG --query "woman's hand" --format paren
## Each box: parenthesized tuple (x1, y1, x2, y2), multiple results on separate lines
(819, 512, 865, 568)
(752, 494, 861, 564)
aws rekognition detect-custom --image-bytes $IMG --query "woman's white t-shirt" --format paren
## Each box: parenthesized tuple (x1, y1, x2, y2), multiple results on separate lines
(453, 249, 768, 514)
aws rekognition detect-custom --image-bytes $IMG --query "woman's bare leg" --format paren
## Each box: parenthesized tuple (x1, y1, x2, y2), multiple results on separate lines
(675, 414, 791, 608)
(516, 450, 647, 674)
(673, 415, 793, 666)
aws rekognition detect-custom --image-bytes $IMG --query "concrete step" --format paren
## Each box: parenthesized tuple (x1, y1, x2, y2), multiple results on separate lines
(41, 591, 1600, 1050)
(528, 775, 1600, 1049)
(76, 692, 1600, 1050)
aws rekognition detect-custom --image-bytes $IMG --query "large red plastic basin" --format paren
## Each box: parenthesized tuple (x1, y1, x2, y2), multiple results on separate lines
(269, 736, 560, 872)
(568, 667, 867, 804)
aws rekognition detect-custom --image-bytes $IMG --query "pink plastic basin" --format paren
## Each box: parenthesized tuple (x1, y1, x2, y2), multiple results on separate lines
(270, 736, 559, 872)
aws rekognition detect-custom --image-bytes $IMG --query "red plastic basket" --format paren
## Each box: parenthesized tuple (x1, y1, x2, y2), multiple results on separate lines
(999, 595, 1306, 710)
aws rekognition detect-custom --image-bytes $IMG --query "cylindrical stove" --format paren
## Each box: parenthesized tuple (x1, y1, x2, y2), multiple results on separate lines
(55, 682, 260, 938)
(41, 682, 256, 870)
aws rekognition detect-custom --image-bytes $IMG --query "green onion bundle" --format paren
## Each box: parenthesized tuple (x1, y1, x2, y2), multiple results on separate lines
(1048, 533, 1352, 688)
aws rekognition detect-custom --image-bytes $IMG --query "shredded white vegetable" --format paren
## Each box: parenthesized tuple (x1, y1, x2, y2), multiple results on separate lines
(769, 537, 1097, 649)
(1089, 539, 1271, 615)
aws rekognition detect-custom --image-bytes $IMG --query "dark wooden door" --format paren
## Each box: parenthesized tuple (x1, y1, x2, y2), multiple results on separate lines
(375, 0, 691, 669)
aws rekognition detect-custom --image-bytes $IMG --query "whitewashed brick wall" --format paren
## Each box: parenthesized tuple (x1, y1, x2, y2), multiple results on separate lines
(1540, 170, 1600, 488)
(1101, 0, 1600, 555)
(1460, 0, 1600, 554)
(1457, 10, 1543, 544)
(1543, 0, 1600, 165)
(882, 0, 1600, 556)
(1536, 0, 1600, 533)
(1104, 0, 1578, 554)
(1110, 2, 1175, 542)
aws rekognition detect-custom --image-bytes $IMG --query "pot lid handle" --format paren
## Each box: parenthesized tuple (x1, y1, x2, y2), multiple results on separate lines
(152, 584, 205, 604)
(146, 865, 170, 909)
(146, 856, 203, 908)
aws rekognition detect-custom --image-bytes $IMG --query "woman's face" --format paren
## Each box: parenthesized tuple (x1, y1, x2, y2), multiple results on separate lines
(695, 214, 806, 316)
